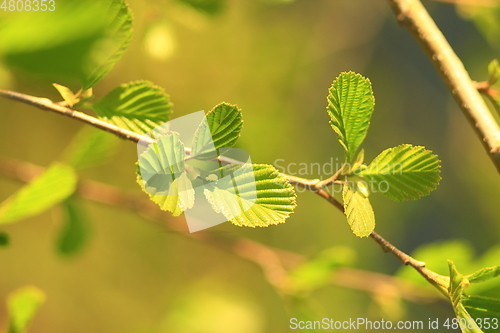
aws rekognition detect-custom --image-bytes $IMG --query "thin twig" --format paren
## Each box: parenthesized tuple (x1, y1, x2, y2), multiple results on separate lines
(0, 156, 439, 302)
(387, 0, 500, 174)
(0, 88, 445, 293)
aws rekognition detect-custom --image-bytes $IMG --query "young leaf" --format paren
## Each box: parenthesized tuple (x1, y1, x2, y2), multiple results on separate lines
(466, 266, 500, 284)
(53, 83, 79, 107)
(91, 81, 173, 135)
(203, 164, 296, 227)
(61, 127, 118, 170)
(361, 144, 441, 201)
(137, 132, 195, 215)
(0, 164, 77, 225)
(488, 59, 500, 85)
(448, 261, 485, 333)
(327, 72, 374, 163)
(7, 286, 46, 333)
(191, 103, 242, 158)
(342, 178, 375, 237)
(56, 198, 90, 257)
(82, 0, 134, 89)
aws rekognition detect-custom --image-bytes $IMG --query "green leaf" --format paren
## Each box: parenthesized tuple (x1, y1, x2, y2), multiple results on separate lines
(0, 1, 131, 87)
(56, 198, 90, 257)
(464, 295, 500, 333)
(176, 0, 226, 16)
(327, 72, 374, 163)
(82, 0, 134, 89)
(0, 164, 77, 225)
(488, 59, 500, 85)
(61, 127, 119, 169)
(342, 178, 375, 237)
(467, 266, 500, 284)
(0, 232, 9, 247)
(203, 164, 296, 227)
(91, 81, 173, 135)
(191, 103, 242, 158)
(361, 144, 441, 201)
(289, 246, 355, 292)
(137, 133, 194, 216)
(7, 286, 46, 333)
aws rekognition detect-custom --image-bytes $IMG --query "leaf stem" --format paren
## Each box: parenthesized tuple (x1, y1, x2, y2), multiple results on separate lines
(387, 0, 500, 173)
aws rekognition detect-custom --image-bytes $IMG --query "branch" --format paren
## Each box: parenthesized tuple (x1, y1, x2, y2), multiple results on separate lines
(0, 89, 446, 295)
(387, 0, 500, 174)
(0, 156, 439, 303)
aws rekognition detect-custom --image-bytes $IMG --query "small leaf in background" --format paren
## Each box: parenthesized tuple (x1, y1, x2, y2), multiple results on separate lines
(191, 103, 242, 158)
(176, 0, 227, 16)
(56, 198, 90, 257)
(327, 71, 374, 163)
(204, 164, 296, 227)
(0, 163, 77, 225)
(342, 178, 375, 237)
(361, 144, 441, 201)
(61, 127, 119, 170)
(488, 59, 500, 85)
(7, 286, 46, 333)
(396, 240, 475, 286)
(289, 246, 355, 292)
(0, 231, 9, 247)
(137, 132, 194, 215)
(82, 0, 134, 89)
(52, 83, 79, 107)
(0, 0, 129, 87)
(92, 81, 173, 135)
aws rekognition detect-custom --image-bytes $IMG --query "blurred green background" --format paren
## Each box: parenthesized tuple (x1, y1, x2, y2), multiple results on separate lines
(0, 0, 499, 332)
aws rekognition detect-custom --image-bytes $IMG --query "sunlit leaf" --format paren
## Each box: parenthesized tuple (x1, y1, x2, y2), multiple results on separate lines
(361, 144, 441, 201)
(137, 132, 194, 216)
(7, 286, 46, 333)
(191, 103, 242, 158)
(56, 198, 90, 257)
(204, 164, 296, 227)
(342, 178, 375, 237)
(0, 164, 77, 225)
(327, 72, 374, 163)
(92, 81, 173, 134)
